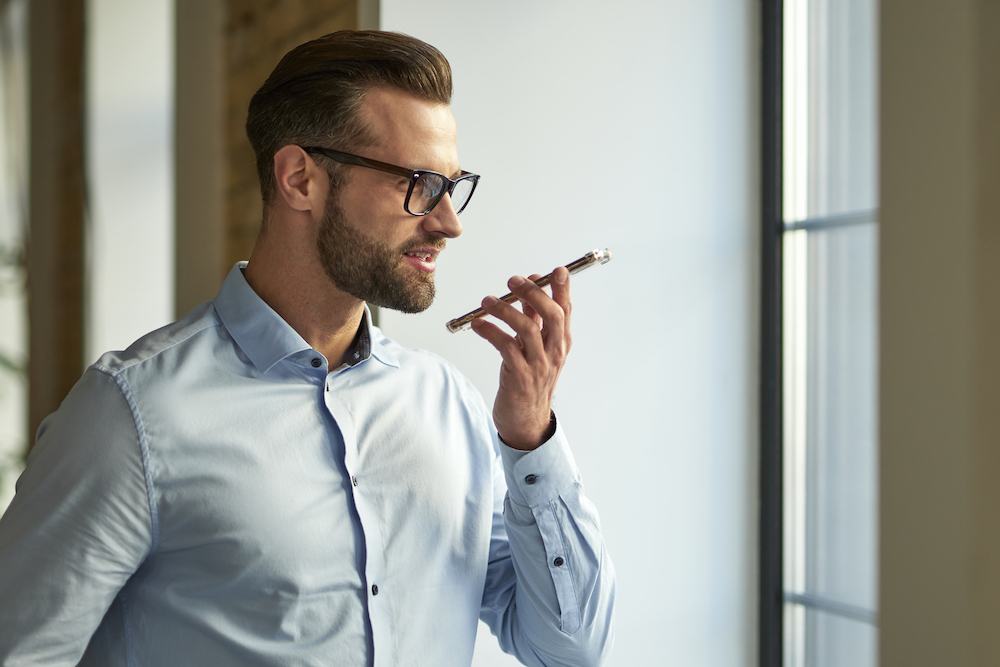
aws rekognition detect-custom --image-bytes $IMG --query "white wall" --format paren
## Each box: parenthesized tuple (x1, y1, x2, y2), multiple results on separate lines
(378, 2, 759, 665)
(85, 0, 174, 363)
(0, 0, 28, 514)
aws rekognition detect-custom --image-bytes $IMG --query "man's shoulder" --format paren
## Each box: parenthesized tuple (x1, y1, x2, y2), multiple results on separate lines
(91, 301, 222, 380)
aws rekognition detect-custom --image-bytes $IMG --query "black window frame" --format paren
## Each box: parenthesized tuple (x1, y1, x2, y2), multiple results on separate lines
(759, 0, 784, 665)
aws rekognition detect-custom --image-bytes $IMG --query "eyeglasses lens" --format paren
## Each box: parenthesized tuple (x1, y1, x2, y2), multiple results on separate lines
(409, 173, 446, 214)
(408, 173, 477, 215)
(450, 178, 475, 214)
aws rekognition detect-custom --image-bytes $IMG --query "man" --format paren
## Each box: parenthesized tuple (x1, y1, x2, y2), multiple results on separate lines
(0, 31, 615, 666)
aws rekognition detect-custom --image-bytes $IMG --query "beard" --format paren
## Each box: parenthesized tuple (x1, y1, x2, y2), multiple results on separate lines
(315, 191, 439, 313)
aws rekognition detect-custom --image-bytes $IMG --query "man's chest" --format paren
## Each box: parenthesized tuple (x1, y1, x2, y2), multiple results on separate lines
(141, 381, 494, 597)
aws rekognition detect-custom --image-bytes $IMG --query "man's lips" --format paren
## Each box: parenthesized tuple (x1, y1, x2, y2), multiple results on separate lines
(401, 246, 441, 262)
(401, 246, 442, 273)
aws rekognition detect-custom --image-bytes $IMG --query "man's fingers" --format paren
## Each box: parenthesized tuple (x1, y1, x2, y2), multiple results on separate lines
(521, 274, 544, 326)
(469, 317, 526, 367)
(481, 295, 545, 361)
(507, 274, 565, 355)
(549, 266, 572, 349)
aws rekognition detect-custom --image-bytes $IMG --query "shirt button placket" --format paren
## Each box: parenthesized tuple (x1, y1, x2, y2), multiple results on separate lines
(323, 366, 389, 663)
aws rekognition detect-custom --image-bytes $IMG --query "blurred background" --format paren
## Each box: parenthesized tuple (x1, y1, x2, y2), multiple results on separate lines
(0, 1, 997, 666)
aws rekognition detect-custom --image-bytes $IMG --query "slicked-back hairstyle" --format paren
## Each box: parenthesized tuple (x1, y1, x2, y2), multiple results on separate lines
(246, 30, 453, 206)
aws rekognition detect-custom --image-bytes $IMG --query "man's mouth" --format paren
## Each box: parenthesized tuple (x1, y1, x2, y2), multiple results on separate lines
(403, 250, 435, 262)
(402, 247, 441, 273)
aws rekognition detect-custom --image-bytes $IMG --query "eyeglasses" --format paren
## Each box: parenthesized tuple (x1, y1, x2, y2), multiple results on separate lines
(300, 146, 480, 216)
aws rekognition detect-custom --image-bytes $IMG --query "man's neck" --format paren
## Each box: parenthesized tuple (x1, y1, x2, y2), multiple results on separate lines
(242, 241, 366, 368)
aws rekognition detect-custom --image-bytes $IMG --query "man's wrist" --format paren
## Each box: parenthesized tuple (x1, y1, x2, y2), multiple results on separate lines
(498, 411, 557, 451)
(498, 415, 580, 510)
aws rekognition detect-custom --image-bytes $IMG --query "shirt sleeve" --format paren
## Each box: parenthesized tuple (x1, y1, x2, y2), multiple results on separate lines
(479, 414, 616, 666)
(0, 365, 153, 665)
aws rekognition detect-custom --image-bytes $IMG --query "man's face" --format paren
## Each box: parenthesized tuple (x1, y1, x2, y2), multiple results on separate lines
(315, 87, 463, 313)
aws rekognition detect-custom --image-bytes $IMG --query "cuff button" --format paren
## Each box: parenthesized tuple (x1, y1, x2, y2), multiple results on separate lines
(524, 474, 538, 485)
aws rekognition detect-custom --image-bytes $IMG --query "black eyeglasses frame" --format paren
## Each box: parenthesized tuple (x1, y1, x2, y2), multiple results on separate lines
(299, 145, 480, 216)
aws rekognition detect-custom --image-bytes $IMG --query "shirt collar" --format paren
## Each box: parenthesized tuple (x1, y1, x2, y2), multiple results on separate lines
(213, 260, 399, 375)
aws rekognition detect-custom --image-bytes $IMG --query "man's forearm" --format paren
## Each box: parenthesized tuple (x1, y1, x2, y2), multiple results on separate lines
(494, 424, 616, 665)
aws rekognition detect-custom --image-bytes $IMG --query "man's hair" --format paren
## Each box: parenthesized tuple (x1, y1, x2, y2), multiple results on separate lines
(246, 30, 453, 206)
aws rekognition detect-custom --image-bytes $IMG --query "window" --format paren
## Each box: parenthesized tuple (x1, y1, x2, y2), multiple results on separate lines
(761, 1, 879, 665)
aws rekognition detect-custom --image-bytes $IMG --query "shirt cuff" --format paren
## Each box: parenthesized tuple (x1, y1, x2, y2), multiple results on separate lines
(498, 415, 581, 509)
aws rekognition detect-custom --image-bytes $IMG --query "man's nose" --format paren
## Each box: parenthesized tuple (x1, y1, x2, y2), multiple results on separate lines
(420, 193, 463, 239)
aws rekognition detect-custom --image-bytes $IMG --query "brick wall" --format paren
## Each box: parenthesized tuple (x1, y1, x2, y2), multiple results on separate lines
(223, 0, 357, 266)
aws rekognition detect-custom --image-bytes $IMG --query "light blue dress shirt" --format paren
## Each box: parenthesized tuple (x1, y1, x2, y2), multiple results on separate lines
(0, 261, 615, 666)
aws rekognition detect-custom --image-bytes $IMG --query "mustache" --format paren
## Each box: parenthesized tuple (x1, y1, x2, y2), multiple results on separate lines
(400, 237, 446, 253)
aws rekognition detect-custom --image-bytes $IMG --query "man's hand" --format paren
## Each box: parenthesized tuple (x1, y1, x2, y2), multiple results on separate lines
(469, 266, 572, 450)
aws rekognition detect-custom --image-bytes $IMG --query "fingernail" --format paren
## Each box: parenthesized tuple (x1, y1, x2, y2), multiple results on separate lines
(555, 267, 568, 284)
(482, 296, 497, 307)
(509, 275, 525, 287)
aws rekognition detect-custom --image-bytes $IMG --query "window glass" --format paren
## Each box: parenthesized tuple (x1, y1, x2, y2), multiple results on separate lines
(780, 0, 879, 663)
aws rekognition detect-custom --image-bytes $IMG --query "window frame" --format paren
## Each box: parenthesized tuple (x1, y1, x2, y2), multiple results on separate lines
(760, 2, 880, 664)
(759, 0, 785, 665)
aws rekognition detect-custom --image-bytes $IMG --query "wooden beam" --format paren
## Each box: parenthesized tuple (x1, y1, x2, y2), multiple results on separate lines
(26, 0, 86, 448)
(175, 0, 226, 315)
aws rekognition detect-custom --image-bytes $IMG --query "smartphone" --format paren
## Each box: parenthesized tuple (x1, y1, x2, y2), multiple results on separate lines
(445, 248, 613, 333)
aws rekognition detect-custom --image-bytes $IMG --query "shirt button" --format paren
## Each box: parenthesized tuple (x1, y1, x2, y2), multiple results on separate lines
(553, 556, 565, 567)
(311, 358, 322, 368)
(371, 584, 379, 596)
(351, 475, 359, 487)
(524, 474, 538, 485)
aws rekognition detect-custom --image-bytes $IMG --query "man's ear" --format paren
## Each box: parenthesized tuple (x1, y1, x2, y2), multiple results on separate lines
(272, 145, 325, 213)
